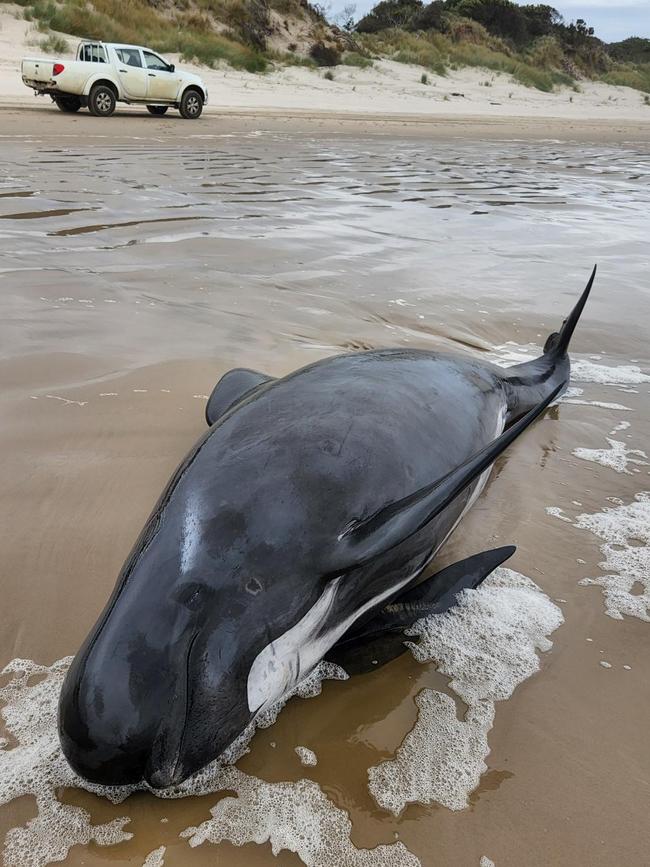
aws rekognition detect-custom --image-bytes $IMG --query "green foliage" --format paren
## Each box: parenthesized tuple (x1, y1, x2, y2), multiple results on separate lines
(38, 33, 69, 53)
(357, 0, 423, 34)
(176, 33, 267, 70)
(268, 49, 317, 67)
(607, 37, 650, 65)
(24, 0, 268, 72)
(363, 29, 447, 74)
(420, 71, 428, 82)
(323, 68, 334, 79)
(361, 27, 575, 89)
(526, 33, 563, 69)
(341, 51, 373, 67)
(24, 0, 57, 25)
(452, 0, 529, 45)
(222, 0, 271, 51)
(601, 64, 650, 93)
(310, 41, 341, 66)
(409, 0, 444, 31)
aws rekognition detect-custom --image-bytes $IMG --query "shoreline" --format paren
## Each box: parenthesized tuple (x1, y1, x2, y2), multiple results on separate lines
(2, 102, 650, 142)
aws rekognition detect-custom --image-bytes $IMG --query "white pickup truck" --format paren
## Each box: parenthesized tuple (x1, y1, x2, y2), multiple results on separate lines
(21, 41, 208, 119)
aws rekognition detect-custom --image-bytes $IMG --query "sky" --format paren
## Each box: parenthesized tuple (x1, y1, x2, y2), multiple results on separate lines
(329, 0, 650, 43)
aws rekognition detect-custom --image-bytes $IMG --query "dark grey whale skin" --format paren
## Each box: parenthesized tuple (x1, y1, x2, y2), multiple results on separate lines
(58, 272, 593, 789)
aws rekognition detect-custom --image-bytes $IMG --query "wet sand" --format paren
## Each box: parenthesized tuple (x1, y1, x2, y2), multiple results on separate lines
(1, 116, 649, 866)
(2, 103, 650, 144)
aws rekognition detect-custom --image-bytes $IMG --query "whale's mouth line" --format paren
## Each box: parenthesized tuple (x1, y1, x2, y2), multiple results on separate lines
(172, 629, 201, 779)
(147, 629, 201, 789)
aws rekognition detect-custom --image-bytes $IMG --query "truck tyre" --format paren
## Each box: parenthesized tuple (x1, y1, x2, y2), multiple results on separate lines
(88, 83, 116, 117)
(54, 95, 82, 113)
(179, 88, 203, 119)
(146, 105, 168, 116)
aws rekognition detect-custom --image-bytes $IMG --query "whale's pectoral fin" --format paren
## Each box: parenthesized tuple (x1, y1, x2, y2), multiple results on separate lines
(206, 368, 274, 426)
(326, 545, 515, 674)
(331, 381, 563, 572)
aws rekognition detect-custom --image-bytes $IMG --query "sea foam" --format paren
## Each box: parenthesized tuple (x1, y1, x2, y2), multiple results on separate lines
(0, 658, 132, 867)
(142, 846, 166, 867)
(367, 568, 563, 815)
(0, 657, 353, 867)
(575, 493, 650, 622)
(181, 768, 420, 866)
(573, 438, 649, 475)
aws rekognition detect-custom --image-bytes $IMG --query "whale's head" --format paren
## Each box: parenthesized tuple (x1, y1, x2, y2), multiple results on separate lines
(58, 551, 255, 788)
(57, 447, 350, 789)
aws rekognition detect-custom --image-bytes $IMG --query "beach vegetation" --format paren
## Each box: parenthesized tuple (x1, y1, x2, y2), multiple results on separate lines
(310, 41, 341, 65)
(11, 0, 650, 92)
(20, 0, 269, 71)
(38, 32, 69, 53)
(356, 0, 650, 92)
(342, 51, 373, 68)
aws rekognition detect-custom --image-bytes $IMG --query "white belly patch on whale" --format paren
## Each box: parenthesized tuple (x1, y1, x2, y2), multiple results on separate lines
(246, 570, 416, 715)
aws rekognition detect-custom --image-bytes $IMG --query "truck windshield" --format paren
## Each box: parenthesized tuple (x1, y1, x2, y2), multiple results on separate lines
(79, 44, 107, 63)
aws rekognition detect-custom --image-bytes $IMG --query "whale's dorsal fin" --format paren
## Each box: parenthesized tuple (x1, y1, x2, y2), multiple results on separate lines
(206, 368, 274, 426)
(326, 546, 515, 674)
(332, 382, 563, 571)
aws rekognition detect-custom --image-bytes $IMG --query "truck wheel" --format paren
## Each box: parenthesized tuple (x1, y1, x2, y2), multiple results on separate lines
(88, 84, 116, 117)
(179, 88, 203, 119)
(54, 96, 81, 113)
(146, 105, 168, 116)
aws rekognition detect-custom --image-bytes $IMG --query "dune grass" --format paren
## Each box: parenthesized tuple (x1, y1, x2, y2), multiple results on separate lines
(600, 63, 650, 93)
(21, 0, 268, 71)
(361, 28, 574, 91)
(341, 51, 373, 68)
(37, 32, 69, 53)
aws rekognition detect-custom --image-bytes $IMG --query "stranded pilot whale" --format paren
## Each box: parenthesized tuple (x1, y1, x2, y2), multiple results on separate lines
(59, 267, 596, 788)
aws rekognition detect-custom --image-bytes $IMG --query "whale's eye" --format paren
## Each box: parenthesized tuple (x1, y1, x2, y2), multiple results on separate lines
(175, 582, 209, 611)
(245, 577, 263, 596)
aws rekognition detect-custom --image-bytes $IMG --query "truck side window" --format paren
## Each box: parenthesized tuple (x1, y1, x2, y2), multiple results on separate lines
(143, 51, 169, 72)
(116, 48, 142, 68)
(80, 44, 107, 63)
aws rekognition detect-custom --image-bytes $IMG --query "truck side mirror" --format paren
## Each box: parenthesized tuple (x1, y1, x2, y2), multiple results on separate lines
(168, 63, 175, 73)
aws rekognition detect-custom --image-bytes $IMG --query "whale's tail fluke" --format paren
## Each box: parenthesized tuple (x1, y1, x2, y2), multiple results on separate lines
(499, 266, 596, 421)
(543, 264, 597, 359)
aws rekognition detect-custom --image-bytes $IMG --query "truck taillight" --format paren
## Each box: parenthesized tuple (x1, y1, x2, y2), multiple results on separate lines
(53, 63, 65, 76)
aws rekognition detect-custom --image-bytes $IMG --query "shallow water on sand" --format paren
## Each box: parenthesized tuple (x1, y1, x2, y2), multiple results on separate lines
(1, 131, 649, 867)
